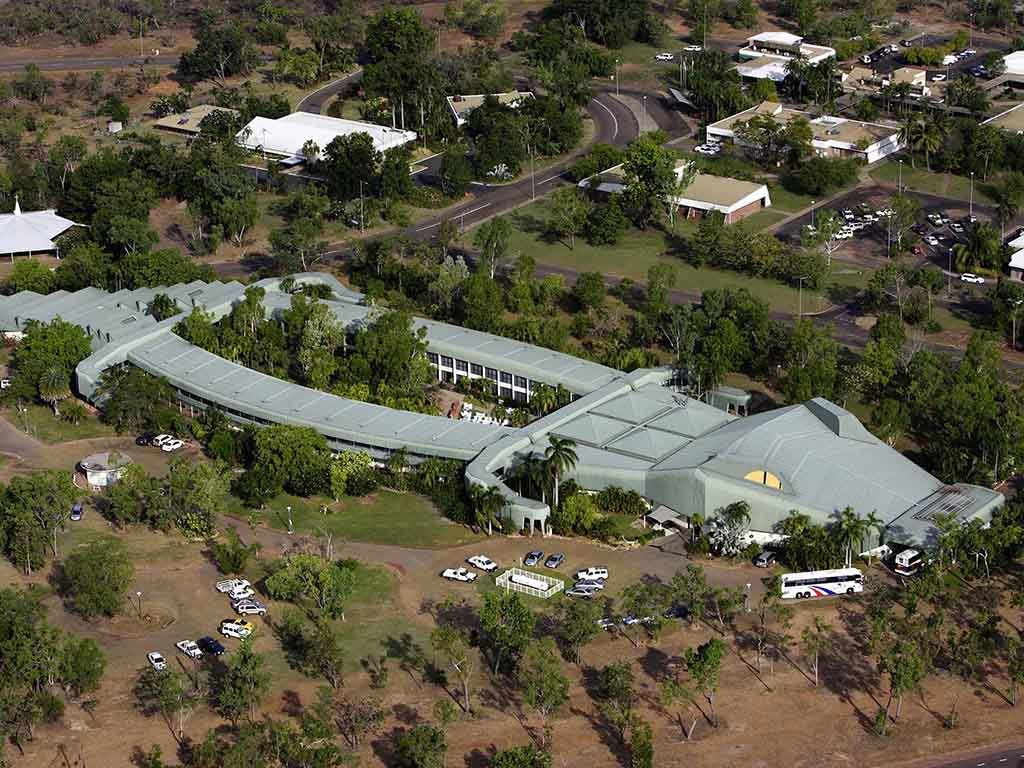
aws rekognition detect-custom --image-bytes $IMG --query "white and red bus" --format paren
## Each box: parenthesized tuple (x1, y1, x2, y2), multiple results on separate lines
(780, 568, 864, 599)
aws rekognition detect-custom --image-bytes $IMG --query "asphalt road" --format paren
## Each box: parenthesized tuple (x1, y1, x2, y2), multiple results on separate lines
(929, 746, 1024, 768)
(0, 54, 181, 73)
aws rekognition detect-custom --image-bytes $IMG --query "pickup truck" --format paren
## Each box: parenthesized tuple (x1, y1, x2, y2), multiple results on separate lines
(216, 578, 251, 594)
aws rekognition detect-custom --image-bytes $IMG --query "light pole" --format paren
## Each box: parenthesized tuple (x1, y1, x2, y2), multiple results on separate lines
(744, 582, 752, 613)
(286, 505, 293, 535)
(797, 274, 810, 319)
(615, 58, 620, 97)
(359, 180, 365, 235)
(810, 200, 816, 228)
(530, 143, 536, 202)
(947, 246, 952, 298)
(136, 590, 143, 619)
(898, 159, 903, 193)
(642, 96, 648, 133)
(1012, 299, 1023, 350)
(969, 171, 975, 219)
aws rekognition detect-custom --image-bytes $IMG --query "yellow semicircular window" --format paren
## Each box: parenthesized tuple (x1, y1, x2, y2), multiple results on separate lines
(744, 469, 782, 490)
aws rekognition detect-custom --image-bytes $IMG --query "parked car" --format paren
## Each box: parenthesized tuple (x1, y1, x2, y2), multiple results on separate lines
(442, 567, 477, 582)
(70, 502, 83, 522)
(216, 578, 251, 593)
(663, 604, 688, 620)
(574, 580, 605, 592)
(467, 555, 497, 572)
(524, 550, 543, 567)
(655, 52, 674, 61)
(931, 73, 946, 82)
(753, 550, 777, 568)
(960, 273, 985, 284)
(621, 614, 645, 626)
(576, 567, 609, 581)
(161, 438, 184, 453)
(566, 587, 597, 598)
(175, 640, 203, 659)
(151, 434, 173, 447)
(136, 432, 155, 446)
(544, 553, 565, 569)
(597, 618, 616, 631)
(197, 636, 225, 656)
(860, 54, 872, 64)
(146, 651, 167, 671)
(683, 44, 702, 52)
(233, 600, 268, 616)
(950, 222, 964, 234)
(0, 378, 9, 390)
(219, 619, 255, 639)
(925, 235, 939, 246)
(228, 584, 255, 602)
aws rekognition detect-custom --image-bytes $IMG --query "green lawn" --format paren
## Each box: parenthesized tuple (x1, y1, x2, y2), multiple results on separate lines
(742, 208, 788, 231)
(235, 490, 481, 549)
(869, 162, 996, 204)
(767, 184, 818, 213)
(6, 404, 117, 444)
(497, 201, 833, 314)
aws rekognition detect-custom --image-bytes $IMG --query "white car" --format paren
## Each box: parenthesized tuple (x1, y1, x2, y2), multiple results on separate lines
(220, 619, 255, 639)
(950, 222, 965, 234)
(442, 567, 477, 582)
(683, 44, 702, 52)
(151, 434, 173, 447)
(216, 578, 250, 593)
(960, 273, 985, 284)
(597, 618, 616, 631)
(161, 438, 184, 453)
(835, 231, 853, 240)
(932, 73, 946, 82)
(842, 209, 855, 220)
(925, 235, 939, 246)
(694, 144, 720, 155)
(574, 579, 605, 591)
(655, 52, 674, 61)
(228, 585, 255, 601)
(147, 651, 167, 671)
(467, 555, 497, 572)
(961, 49, 976, 57)
(576, 566, 609, 581)
(175, 640, 203, 660)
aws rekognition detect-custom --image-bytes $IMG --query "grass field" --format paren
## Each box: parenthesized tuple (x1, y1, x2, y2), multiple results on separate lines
(497, 202, 833, 313)
(870, 162, 997, 204)
(5, 404, 117, 444)
(235, 489, 481, 549)
(767, 184, 818, 213)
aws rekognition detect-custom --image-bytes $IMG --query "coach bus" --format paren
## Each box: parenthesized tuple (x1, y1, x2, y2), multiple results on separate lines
(780, 568, 864, 599)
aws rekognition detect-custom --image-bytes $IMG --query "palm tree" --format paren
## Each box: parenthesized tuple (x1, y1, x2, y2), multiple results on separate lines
(471, 485, 506, 536)
(530, 384, 557, 417)
(863, 509, 886, 559)
(521, 454, 549, 504)
(898, 116, 918, 167)
(38, 365, 70, 417)
(835, 507, 868, 568)
(714, 500, 751, 530)
(543, 437, 578, 511)
(913, 121, 943, 172)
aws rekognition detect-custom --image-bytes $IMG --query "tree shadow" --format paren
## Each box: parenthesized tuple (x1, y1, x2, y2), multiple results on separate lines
(391, 702, 421, 726)
(370, 726, 404, 766)
(509, 211, 558, 244)
(637, 645, 673, 682)
(384, 633, 429, 689)
(819, 630, 882, 733)
(281, 690, 303, 718)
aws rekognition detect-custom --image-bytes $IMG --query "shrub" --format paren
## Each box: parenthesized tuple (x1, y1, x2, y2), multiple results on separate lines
(595, 486, 647, 517)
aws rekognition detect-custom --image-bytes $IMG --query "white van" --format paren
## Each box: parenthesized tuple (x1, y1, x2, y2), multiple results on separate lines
(576, 566, 609, 581)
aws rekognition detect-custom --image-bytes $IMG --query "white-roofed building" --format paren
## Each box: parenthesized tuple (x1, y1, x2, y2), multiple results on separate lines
(235, 112, 417, 161)
(1009, 249, 1024, 282)
(736, 31, 835, 81)
(1003, 50, 1024, 77)
(0, 198, 81, 258)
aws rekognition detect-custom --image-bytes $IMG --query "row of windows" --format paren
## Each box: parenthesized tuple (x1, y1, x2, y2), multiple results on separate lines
(427, 354, 538, 391)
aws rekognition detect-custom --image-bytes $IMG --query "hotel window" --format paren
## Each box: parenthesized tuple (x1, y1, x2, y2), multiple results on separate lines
(514, 376, 527, 389)
(500, 372, 513, 384)
(441, 356, 453, 368)
(471, 363, 483, 376)
(455, 359, 468, 373)
(486, 368, 499, 381)
(427, 352, 438, 364)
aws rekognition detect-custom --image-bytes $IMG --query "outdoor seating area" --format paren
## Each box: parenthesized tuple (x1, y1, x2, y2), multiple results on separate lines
(460, 402, 510, 427)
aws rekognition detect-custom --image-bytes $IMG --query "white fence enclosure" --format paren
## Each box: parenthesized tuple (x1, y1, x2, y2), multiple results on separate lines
(496, 568, 564, 599)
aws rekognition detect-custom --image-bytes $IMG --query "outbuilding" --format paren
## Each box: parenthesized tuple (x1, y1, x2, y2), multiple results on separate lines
(79, 451, 133, 488)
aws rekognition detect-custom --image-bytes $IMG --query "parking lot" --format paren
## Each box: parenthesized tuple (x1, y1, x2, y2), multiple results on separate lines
(777, 185, 997, 289)
(861, 34, 1002, 78)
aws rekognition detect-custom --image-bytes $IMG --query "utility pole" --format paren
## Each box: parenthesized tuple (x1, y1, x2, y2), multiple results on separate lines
(797, 275, 810, 319)
(615, 58, 620, 96)
(642, 95, 648, 132)
(359, 181, 365, 235)
(1013, 299, 1023, 350)
(969, 171, 975, 218)
(898, 159, 903, 193)
(530, 144, 536, 201)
